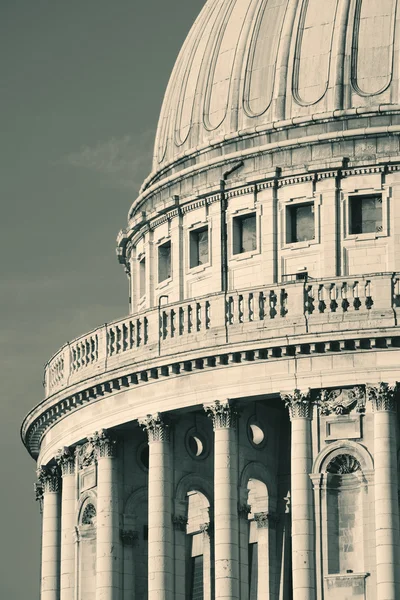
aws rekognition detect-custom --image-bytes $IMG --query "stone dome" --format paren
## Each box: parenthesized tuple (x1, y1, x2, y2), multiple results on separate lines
(146, 0, 399, 189)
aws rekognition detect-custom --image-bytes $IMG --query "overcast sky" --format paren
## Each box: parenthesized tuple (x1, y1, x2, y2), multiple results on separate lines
(0, 1, 204, 597)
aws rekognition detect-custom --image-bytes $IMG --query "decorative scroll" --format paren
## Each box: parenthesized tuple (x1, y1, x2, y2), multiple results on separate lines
(204, 400, 239, 429)
(326, 454, 361, 475)
(139, 413, 170, 443)
(367, 382, 398, 412)
(317, 386, 365, 416)
(55, 446, 75, 476)
(37, 465, 61, 494)
(88, 429, 117, 458)
(280, 389, 312, 420)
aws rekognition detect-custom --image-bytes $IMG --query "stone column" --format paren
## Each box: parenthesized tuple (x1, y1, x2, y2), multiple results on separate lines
(367, 383, 400, 600)
(204, 400, 240, 600)
(90, 430, 120, 600)
(139, 413, 173, 600)
(281, 390, 316, 600)
(38, 465, 61, 600)
(55, 447, 76, 600)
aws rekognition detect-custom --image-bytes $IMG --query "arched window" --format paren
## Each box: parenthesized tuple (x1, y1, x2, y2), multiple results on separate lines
(186, 490, 211, 600)
(77, 498, 97, 600)
(325, 454, 364, 574)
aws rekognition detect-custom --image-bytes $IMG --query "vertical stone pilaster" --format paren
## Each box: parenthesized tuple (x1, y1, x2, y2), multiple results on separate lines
(281, 389, 316, 600)
(204, 400, 240, 600)
(55, 447, 76, 600)
(38, 465, 61, 600)
(139, 413, 173, 600)
(121, 530, 138, 600)
(367, 383, 400, 600)
(89, 429, 120, 600)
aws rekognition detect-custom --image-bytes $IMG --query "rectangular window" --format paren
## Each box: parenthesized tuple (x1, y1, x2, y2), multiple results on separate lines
(190, 226, 209, 268)
(139, 257, 146, 298)
(349, 194, 383, 234)
(158, 241, 171, 283)
(248, 543, 258, 600)
(286, 202, 315, 243)
(232, 213, 257, 255)
(190, 555, 204, 600)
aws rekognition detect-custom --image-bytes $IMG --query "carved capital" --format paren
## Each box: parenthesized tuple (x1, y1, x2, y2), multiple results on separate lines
(199, 521, 212, 536)
(34, 482, 44, 513)
(254, 512, 279, 529)
(238, 503, 251, 520)
(280, 389, 312, 420)
(120, 529, 138, 545)
(172, 515, 187, 532)
(317, 386, 365, 416)
(367, 382, 398, 412)
(203, 400, 239, 430)
(55, 446, 75, 476)
(88, 429, 117, 458)
(139, 413, 170, 443)
(37, 465, 61, 494)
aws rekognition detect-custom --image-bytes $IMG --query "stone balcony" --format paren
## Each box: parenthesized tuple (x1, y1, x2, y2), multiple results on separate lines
(21, 273, 400, 456)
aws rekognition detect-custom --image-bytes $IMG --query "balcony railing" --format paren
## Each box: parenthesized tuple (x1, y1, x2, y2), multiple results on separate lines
(44, 273, 400, 397)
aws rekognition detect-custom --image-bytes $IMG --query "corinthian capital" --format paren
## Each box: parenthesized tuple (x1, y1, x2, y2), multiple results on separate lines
(280, 389, 312, 420)
(55, 446, 75, 476)
(139, 413, 170, 443)
(367, 382, 398, 412)
(88, 429, 117, 458)
(203, 400, 239, 430)
(37, 465, 61, 493)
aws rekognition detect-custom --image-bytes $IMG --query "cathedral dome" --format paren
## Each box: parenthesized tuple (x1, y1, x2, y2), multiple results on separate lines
(146, 0, 399, 190)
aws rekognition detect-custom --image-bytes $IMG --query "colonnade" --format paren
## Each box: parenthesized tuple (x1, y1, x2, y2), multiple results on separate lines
(36, 383, 400, 600)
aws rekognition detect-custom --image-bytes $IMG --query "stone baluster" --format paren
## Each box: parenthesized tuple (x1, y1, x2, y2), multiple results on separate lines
(367, 383, 400, 600)
(139, 413, 173, 600)
(38, 465, 61, 600)
(89, 430, 120, 600)
(55, 447, 76, 600)
(281, 389, 316, 600)
(204, 400, 240, 600)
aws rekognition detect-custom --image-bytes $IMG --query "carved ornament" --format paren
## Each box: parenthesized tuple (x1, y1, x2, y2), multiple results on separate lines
(37, 465, 61, 494)
(172, 515, 187, 532)
(88, 429, 117, 458)
(367, 382, 398, 412)
(280, 389, 312, 420)
(326, 454, 361, 475)
(81, 503, 97, 526)
(317, 386, 365, 416)
(55, 446, 75, 476)
(139, 413, 170, 443)
(238, 503, 251, 520)
(203, 400, 239, 430)
(120, 529, 138, 545)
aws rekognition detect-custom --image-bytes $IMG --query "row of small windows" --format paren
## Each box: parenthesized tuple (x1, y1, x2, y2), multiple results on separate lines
(137, 193, 383, 291)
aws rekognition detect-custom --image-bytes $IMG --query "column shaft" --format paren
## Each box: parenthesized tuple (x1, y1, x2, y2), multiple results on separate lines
(57, 449, 76, 600)
(370, 384, 400, 600)
(39, 467, 61, 600)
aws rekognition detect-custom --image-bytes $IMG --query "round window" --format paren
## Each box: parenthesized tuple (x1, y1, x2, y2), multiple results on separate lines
(186, 429, 208, 459)
(248, 419, 266, 448)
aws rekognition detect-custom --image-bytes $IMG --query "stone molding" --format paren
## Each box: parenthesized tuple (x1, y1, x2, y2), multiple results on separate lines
(326, 454, 361, 474)
(55, 446, 75, 476)
(76, 441, 97, 470)
(238, 504, 251, 520)
(199, 521, 212, 536)
(139, 412, 170, 443)
(88, 429, 117, 458)
(254, 512, 279, 529)
(172, 515, 187, 532)
(204, 400, 239, 430)
(37, 465, 61, 494)
(281, 389, 312, 420)
(367, 382, 398, 412)
(120, 529, 139, 546)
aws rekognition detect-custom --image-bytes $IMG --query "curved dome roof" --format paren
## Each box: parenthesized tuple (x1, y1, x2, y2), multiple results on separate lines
(150, 0, 399, 182)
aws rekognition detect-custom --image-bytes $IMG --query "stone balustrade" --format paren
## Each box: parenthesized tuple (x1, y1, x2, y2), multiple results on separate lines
(43, 273, 400, 398)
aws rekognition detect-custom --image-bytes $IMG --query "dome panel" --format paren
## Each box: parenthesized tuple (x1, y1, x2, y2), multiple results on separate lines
(244, 0, 288, 117)
(175, 1, 219, 146)
(352, 0, 397, 96)
(294, 0, 338, 106)
(204, 0, 252, 130)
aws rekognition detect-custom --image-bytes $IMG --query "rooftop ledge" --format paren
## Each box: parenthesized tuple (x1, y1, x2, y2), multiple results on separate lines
(21, 272, 400, 456)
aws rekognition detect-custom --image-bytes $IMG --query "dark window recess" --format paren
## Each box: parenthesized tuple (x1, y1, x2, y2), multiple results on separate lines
(139, 257, 146, 297)
(287, 203, 315, 243)
(249, 543, 258, 600)
(349, 194, 383, 234)
(190, 227, 209, 268)
(158, 241, 171, 283)
(190, 555, 204, 600)
(233, 213, 257, 255)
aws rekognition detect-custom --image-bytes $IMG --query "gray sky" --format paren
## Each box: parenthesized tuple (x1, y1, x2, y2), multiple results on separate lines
(0, 1, 204, 597)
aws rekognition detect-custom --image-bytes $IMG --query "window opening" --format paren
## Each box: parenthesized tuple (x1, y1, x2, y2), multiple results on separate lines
(139, 257, 146, 297)
(286, 202, 315, 243)
(190, 227, 209, 268)
(349, 194, 382, 234)
(158, 241, 171, 283)
(233, 213, 257, 255)
(190, 555, 204, 600)
(248, 543, 258, 600)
